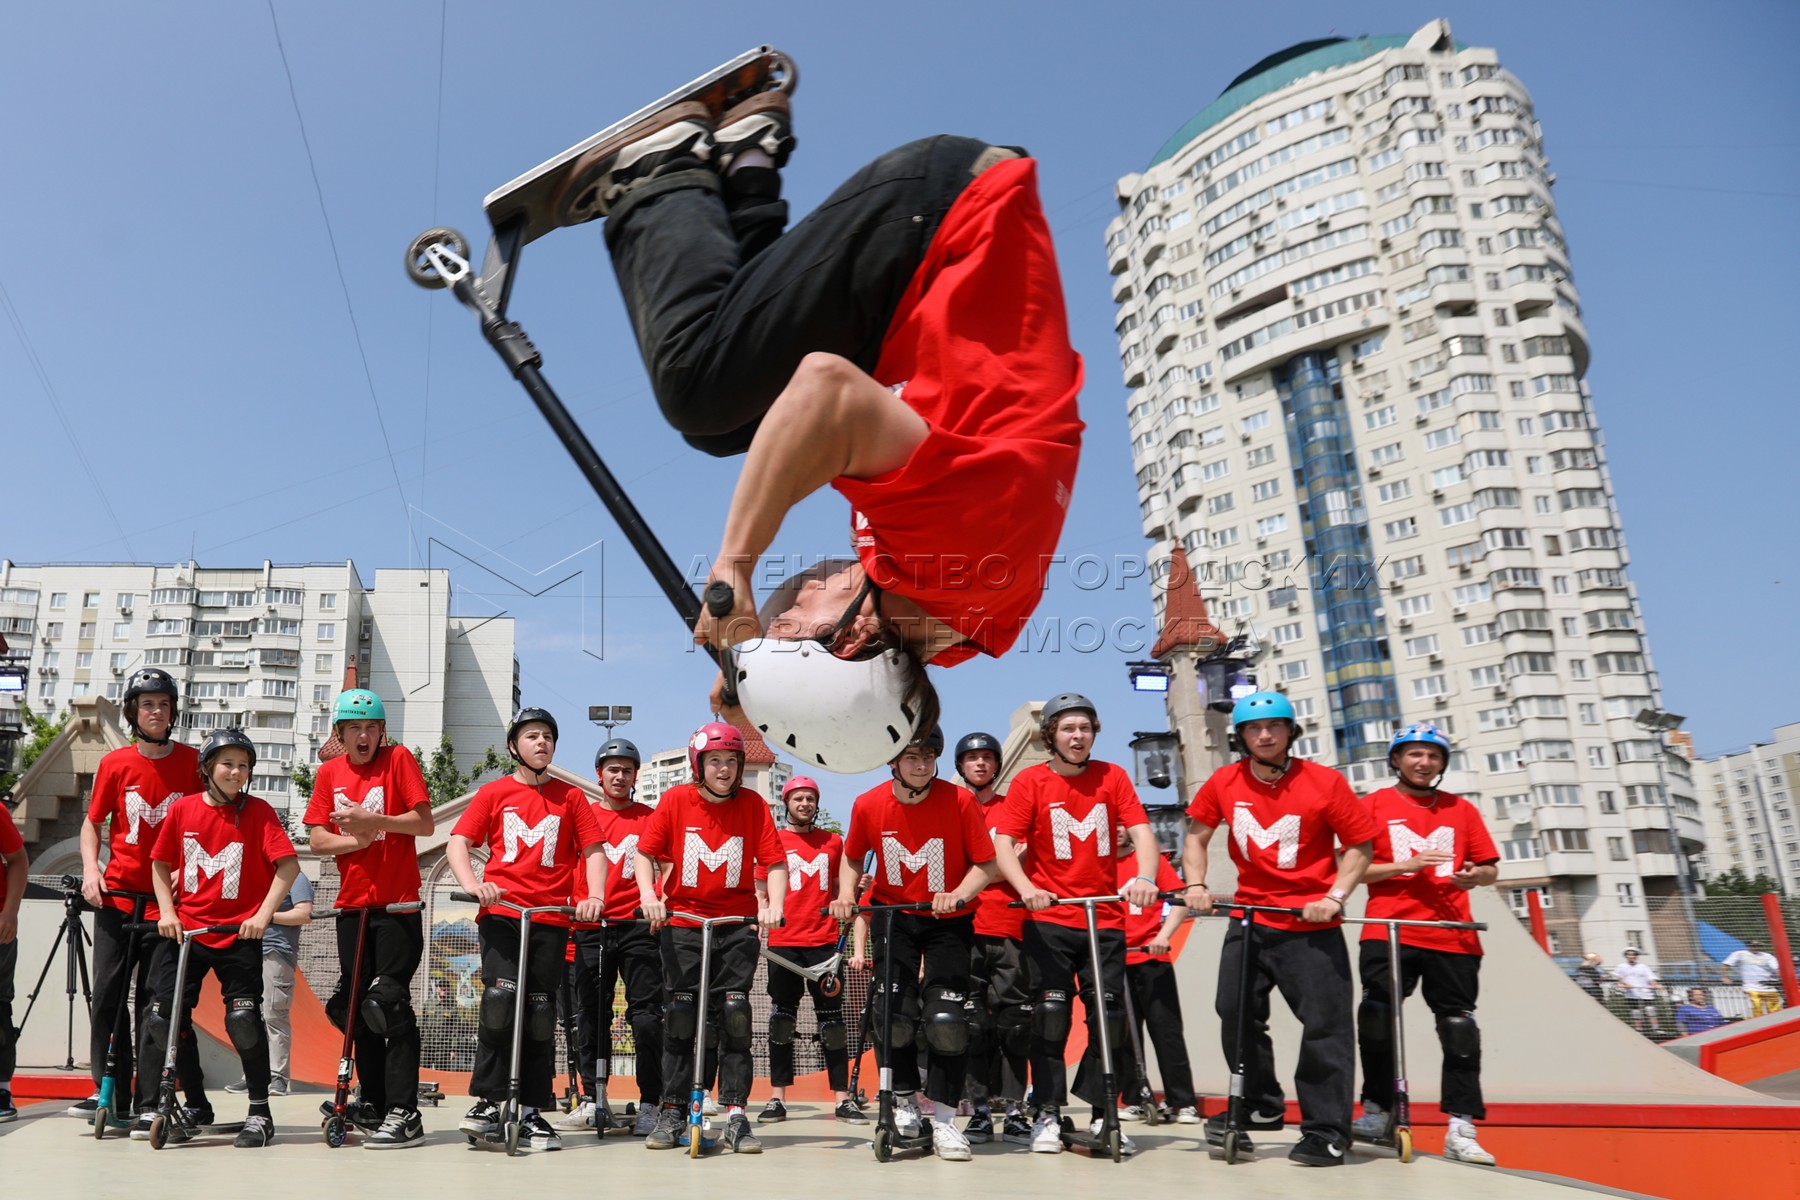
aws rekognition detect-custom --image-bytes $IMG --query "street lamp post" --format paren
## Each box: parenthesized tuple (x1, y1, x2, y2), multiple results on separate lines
(589, 704, 633, 734)
(1635, 707, 1698, 955)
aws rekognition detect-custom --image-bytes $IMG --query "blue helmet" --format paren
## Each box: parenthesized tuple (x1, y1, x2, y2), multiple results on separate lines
(1388, 722, 1452, 762)
(1231, 692, 1294, 728)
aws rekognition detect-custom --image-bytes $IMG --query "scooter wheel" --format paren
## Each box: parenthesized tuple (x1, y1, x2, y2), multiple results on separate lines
(1108, 1129, 1122, 1163)
(404, 227, 469, 290)
(323, 1114, 348, 1148)
(1222, 1129, 1242, 1165)
(873, 1127, 892, 1163)
(1396, 1128, 1414, 1164)
(1143, 1101, 1162, 1127)
(93, 1106, 110, 1140)
(505, 1120, 521, 1157)
(148, 1114, 169, 1151)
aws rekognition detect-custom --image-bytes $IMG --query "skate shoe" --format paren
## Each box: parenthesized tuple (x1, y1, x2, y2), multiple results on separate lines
(1175, 1105, 1202, 1124)
(1001, 1110, 1034, 1144)
(130, 1111, 157, 1140)
(758, 1097, 787, 1123)
(268, 1076, 290, 1097)
(458, 1098, 499, 1137)
(725, 1113, 762, 1153)
(555, 1098, 596, 1130)
(66, 1093, 100, 1117)
(519, 1111, 562, 1152)
(933, 1118, 973, 1161)
(1352, 1100, 1391, 1142)
(645, 1104, 684, 1150)
(834, 1098, 869, 1123)
(1121, 1103, 1145, 1122)
(233, 1114, 276, 1148)
(0, 1089, 16, 1123)
(633, 1104, 659, 1136)
(714, 91, 796, 173)
(365, 1107, 425, 1150)
(963, 1111, 994, 1143)
(1090, 1116, 1138, 1156)
(556, 102, 714, 225)
(893, 1094, 923, 1138)
(1205, 1107, 1283, 1145)
(1443, 1118, 1497, 1166)
(224, 1076, 250, 1094)
(702, 1091, 718, 1116)
(1029, 1109, 1064, 1154)
(1289, 1131, 1349, 1166)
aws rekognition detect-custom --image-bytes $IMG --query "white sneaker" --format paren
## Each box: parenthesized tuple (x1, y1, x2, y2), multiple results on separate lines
(932, 1119, 973, 1161)
(1443, 1119, 1496, 1166)
(555, 1099, 596, 1130)
(1090, 1117, 1137, 1156)
(1175, 1106, 1202, 1124)
(702, 1092, 718, 1117)
(1120, 1104, 1145, 1122)
(893, 1095, 923, 1138)
(1030, 1110, 1064, 1154)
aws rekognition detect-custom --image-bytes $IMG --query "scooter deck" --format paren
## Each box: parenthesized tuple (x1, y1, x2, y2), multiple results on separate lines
(482, 45, 796, 248)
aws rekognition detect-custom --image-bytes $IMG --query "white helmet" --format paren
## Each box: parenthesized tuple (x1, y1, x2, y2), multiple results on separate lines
(732, 637, 925, 773)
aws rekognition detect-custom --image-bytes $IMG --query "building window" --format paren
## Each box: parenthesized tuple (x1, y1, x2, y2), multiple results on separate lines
(315, 654, 334, 673)
(317, 622, 337, 641)
(1617, 882, 1638, 907)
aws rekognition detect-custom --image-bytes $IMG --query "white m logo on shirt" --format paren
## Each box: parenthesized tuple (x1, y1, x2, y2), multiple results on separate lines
(1232, 807, 1302, 869)
(502, 812, 561, 866)
(123, 787, 178, 845)
(882, 835, 944, 893)
(335, 786, 388, 842)
(183, 834, 244, 899)
(682, 831, 743, 888)
(603, 834, 639, 881)
(1050, 806, 1110, 860)
(1390, 823, 1456, 877)
(787, 850, 830, 893)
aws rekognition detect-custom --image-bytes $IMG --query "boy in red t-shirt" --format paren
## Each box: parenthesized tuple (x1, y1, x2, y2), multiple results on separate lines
(561, 736, 664, 1137)
(447, 709, 604, 1154)
(1182, 693, 1376, 1166)
(1110, 824, 1198, 1124)
(146, 728, 299, 1148)
(0, 797, 28, 1121)
(74, 667, 203, 1119)
(992, 694, 1159, 1156)
(634, 722, 786, 1154)
(1352, 723, 1499, 1166)
(832, 727, 994, 1163)
(303, 688, 435, 1148)
(953, 730, 1033, 1146)
(754, 776, 858, 1124)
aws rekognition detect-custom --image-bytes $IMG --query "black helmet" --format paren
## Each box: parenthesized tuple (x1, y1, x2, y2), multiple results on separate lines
(954, 731, 1001, 764)
(199, 726, 257, 772)
(122, 667, 180, 740)
(1040, 693, 1098, 727)
(904, 725, 945, 755)
(507, 707, 559, 746)
(595, 737, 641, 768)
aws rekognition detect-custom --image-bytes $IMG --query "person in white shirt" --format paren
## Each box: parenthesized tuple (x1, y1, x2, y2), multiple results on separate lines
(1612, 948, 1661, 1035)
(1722, 940, 1784, 1018)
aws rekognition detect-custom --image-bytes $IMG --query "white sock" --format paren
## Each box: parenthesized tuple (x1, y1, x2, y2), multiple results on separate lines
(728, 147, 773, 174)
(728, 1105, 745, 1117)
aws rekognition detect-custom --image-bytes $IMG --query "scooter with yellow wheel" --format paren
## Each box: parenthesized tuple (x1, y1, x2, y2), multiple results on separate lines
(313, 901, 424, 1148)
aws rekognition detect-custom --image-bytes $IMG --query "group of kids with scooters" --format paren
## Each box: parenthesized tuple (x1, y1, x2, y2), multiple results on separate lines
(45, 666, 1501, 1169)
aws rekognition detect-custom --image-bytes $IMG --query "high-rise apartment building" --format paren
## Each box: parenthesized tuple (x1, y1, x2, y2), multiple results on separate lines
(1696, 722, 1800, 893)
(1105, 21, 1699, 957)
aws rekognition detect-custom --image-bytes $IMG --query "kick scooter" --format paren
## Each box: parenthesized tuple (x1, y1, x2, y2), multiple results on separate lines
(315, 901, 424, 1147)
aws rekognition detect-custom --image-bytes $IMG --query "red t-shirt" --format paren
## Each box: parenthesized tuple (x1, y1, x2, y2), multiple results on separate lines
(303, 746, 428, 908)
(577, 800, 657, 924)
(149, 793, 296, 949)
(1186, 759, 1379, 932)
(996, 761, 1149, 931)
(1120, 857, 1187, 965)
(638, 784, 784, 925)
(451, 777, 601, 927)
(835, 157, 1084, 667)
(757, 826, 843, 947)
(87, 743, 201, 916)
(970, 791, 1025, 939)
(1362, 787, 1499, 955)
(1, 807, 24, 896)
(844, 779, 993, 912)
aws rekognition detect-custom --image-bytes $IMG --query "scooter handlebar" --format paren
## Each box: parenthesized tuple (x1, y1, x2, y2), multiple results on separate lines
(313, 901, 425, 920)
(126, 921, 246, 936)
(826, 900, 965, 915)
(1007, 894, 1126, 908)
(663, 911, 762, 927)
(451, 892, 578, 917)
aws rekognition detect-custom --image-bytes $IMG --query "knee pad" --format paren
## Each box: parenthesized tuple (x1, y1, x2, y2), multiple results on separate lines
(324, 987, 351, 1033)
(768, 1004, 798, 1047)
(142, 1000, 172, 1062)
(225, 997, 266, 1055)
(922, 987, 971, 1056)
(525, 992, 556, 1043)
(816, 1011, 847, 1052)
(875, 982, 919, 1051)
(479, 979, 517, 1051)
(1437, 1011, 1480, 1059)
(665, 992, 698, 1043)
(720, 991, 753, 1051)
(1358, 995, 1393, 1047)
(1034, 989, 1072, 1043)
(359, 975, 417, 1039)
(998, 1005, 1033, 1058)
(1100, 992, 1127, 1052)
(964, 997, 991, 1055)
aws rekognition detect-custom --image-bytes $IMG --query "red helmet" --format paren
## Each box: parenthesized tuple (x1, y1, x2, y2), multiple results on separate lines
(782, 776, 821, 803)
(689, 721, 746, 780)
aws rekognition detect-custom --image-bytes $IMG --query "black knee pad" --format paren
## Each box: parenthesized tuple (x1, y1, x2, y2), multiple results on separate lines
(720, 991, 753, 1051)
(816, 1010, 847, 1052)
(998, 1005, 1033, 1058)
(768, 1004, 798, 1047)
(1437, 1011, 1480, 1060)
(142, 999, 172, 1062)
(665, 992, 697, 1043)
(874, 982, 919, 1051)
(1358, 995, 1393, 1047)
(225, 997, 266, 1055)
(1100, 992, 1127, 1052)
(1034, 989, 1072, 1043)
(479, 979, 517, 1051)
(324, 987, 351, 1033)
(360, 974, 417, 1039)
(922, 987, 971, 1056)
(524, 992, 555, 1042)
(964, 996, 991, 1056)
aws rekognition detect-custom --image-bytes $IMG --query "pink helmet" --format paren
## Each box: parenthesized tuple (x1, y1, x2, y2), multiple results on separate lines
(689, 721, 746, 780)
(782, 776, 822, 804)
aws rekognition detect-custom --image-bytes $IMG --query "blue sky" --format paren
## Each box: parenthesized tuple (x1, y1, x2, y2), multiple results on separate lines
(4, 2, 1796, 819)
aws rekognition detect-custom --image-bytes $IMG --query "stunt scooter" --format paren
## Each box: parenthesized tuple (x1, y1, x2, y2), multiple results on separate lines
(132, 922, 247, 1150)
(315, 900, 425, 1147)
(1118, 958, 1162, 1127)
(849, 902, 944, 1163)
(659, 911, 758, 1158)
(91, 889, 155, 1139)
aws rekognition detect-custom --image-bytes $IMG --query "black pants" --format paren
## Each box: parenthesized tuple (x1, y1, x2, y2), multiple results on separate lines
(146, 936, 265, 1102)
(659, 923, 759, 1108)
(89, 901, 200, 1105)
(1023, 919, 1126, 1111)
(1357, 940, 1485, 1120)
(605, 134, 999, 456)
(0, 939, 15, 1082)
(764, 941, 848, 1090)
(871, 912, 974, 1108)
(1119, 958, 1197, 1108)
(1216, 922, 1355, 1143)
(965, 933, 1031, 1107)
(330, 909, 424, 1115)
(472, 916, 568, 1108)
(571, 922, 663, 1102)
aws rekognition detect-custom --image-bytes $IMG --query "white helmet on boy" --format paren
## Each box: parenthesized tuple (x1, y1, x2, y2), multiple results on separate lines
(732, 637, 924, 774)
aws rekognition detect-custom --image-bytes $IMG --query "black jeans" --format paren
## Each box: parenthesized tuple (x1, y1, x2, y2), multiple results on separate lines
(871, 911, 974, 1108)
(571, 922, 663, 1102)
(1357, 940, 1485, 1120)
(330, 910, 424, 1115)
(146, 936, 265, 1103)
(764, 941, 849, 1090)
(658, 923, 759, 1108)
(1216, 922, 1356, 1143)
(0, 939, 15, 1082)
(1119, 958, 1197, 1109)
(605, 134, 998, 455)
(965, 933, 1031, 1107)
(1021, 919, 1126, 1111)
(472, 916, 568, 1108)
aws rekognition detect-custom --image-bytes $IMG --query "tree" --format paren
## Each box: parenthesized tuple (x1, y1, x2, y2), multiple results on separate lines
(813, 809, 845, 835)
(0, 704, 69, 795)
(416, 736, 509, 807)
(1704, 866, 1784, 898)
(290, 761, 316, 802)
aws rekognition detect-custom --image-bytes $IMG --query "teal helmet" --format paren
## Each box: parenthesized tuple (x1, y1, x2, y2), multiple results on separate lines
(1231, 691, 1294, 728)
(333, 689, 386, 724)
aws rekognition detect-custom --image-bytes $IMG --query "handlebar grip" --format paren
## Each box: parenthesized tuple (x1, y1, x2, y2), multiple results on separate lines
(704, 581, 735, 618)
(451, 890, 478, 903)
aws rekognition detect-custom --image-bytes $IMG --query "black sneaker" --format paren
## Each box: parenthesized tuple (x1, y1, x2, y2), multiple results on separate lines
(724, 1113, 762, 1154)
(181, 1102, 216, 1128)
(1289, 1131, 1349, 1166)
(366, 1107, 425, 1150)
(555, 102, 715, 225)
(518, 1111, 561, 1153)
(458, 1099, 500, 1137)
(0, 1089, 16, 1123)
(758, 1097, 787, 1123)
(834, 1098, 869, 1124)
(1205, 1107, 1284, 1145)
(645, 1104, 684, 1150)
(964, 1111, 994, 1143)
(66, 1093, 100, 1117)
(1001, 1111, 1034, 1144)
(234, 1113, 276, 1148)
(633, 1104, 659, 1137)
(714, 91, 796, 173)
